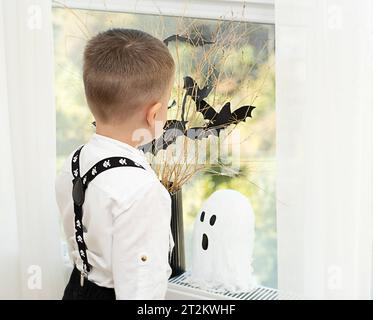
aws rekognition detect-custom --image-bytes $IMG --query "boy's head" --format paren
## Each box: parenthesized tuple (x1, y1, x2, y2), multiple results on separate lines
(83, 28, 175, 143)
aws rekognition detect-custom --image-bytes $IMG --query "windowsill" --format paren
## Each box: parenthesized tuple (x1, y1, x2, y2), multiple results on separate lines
(167, 272, 279, 300)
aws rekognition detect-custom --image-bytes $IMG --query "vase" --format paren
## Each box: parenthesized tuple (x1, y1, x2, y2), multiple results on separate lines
(170, 189, 186, 277)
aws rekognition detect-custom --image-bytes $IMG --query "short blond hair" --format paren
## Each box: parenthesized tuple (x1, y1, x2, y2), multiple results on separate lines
(83, 28, 175, 123)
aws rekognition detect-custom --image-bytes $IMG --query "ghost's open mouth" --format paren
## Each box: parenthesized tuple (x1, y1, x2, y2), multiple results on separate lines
(202, 233, 208, 250)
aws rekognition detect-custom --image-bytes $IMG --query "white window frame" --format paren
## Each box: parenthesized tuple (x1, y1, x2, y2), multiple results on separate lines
(52, 0, 274, 24)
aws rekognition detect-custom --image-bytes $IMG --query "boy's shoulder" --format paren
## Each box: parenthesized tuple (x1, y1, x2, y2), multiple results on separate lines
(56, 144, 170, 213)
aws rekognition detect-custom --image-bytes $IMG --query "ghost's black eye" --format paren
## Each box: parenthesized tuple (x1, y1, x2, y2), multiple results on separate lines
(200, 211, 205, 222)
(209, 215, 217, 226)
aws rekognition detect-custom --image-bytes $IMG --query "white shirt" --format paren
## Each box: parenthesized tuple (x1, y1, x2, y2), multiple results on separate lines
(55, 133, 174, 300)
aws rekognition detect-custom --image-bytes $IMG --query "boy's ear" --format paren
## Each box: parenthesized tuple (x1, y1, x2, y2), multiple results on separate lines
(146, 102, 162, 128)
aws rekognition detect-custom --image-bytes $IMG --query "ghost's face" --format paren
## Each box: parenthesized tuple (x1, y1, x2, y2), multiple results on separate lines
(199, 210, 217, 251)
(190, 190, 255, 291)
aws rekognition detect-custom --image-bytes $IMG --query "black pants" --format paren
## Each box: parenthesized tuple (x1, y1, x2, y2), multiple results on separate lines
(63, 267, 116, 300)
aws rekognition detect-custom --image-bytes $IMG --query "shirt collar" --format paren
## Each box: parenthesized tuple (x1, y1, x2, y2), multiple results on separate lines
(90, 133, 148, 163)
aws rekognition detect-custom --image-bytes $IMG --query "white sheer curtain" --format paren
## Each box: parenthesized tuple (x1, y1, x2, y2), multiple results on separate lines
(276, 0, 373, 299)
(0, 0, 65, 299)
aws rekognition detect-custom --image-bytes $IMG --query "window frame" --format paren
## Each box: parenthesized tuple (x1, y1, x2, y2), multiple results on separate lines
(52, 0, 274, 24)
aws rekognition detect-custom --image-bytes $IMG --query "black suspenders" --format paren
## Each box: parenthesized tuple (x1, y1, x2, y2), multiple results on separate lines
(71, 145, 145, 286)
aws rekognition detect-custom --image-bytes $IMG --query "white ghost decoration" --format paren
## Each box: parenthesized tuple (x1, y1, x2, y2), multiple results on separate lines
(188, 189, 256, 292)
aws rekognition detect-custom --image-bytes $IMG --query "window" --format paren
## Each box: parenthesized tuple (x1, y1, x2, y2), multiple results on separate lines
(53, 1, 276, 288)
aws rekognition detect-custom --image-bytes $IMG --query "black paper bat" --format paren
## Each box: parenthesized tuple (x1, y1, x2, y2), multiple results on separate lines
(139, 121, 222, 155)
(139, 120, 187, 154)
(183, 76, 255, 128)
(198, 101, 256, 129)
(183, 76, 213, 101)
(179, 75, 215, 123)
(164, 34, 215, 47)
(164, 120, 188, 131)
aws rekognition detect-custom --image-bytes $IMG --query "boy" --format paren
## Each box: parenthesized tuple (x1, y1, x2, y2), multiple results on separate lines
(55, 29, 175, 300)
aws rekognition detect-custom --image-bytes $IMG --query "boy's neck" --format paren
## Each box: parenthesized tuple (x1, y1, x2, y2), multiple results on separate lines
(95, 123, 139, 148)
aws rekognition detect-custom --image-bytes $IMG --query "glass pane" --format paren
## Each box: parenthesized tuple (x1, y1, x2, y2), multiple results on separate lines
(53, 8, 276, 288)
